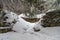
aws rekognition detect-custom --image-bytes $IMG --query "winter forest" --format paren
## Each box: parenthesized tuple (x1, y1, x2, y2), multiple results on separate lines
(0, 0, 60, 40)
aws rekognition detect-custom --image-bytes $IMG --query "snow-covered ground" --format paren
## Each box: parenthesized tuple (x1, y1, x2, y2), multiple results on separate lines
(0, 11, 60, 40)
(0, 27, 60, 40)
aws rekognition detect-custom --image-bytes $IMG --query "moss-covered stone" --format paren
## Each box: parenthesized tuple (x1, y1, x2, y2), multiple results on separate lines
(41, 10, 60, 27)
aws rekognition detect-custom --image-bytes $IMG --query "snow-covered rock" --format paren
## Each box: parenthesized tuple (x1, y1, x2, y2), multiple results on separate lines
(33, 13, 46, 31)
(13, 15, 35, 33)
(2, 10, 38, 33)
(0, 10, 19, 30)
(4, 10, 19, 23)
(13, 13, 46, 33)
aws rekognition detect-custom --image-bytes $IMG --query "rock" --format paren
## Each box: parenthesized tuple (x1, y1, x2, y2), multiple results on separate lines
(41, 9, 60, 27)
(33, 27, 40, 32)
(0, 10, 18, 33)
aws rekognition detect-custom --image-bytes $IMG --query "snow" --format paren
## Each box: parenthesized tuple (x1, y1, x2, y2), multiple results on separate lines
(36, 13, 46, 18)
(34, 13, 46, 30)
(4, 10, 18, 23)
(0, 11, 60, 40)
(47, 9, 56, 13)
(13, 14, 35, 33)
(13, 13, 45, 32)
(0, 27, 11, 29)
(19, 14, 28, 18)
(0, 27, 60, 40)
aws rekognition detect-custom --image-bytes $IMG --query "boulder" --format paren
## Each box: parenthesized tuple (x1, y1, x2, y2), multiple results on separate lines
(41, 10, 60, 27)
